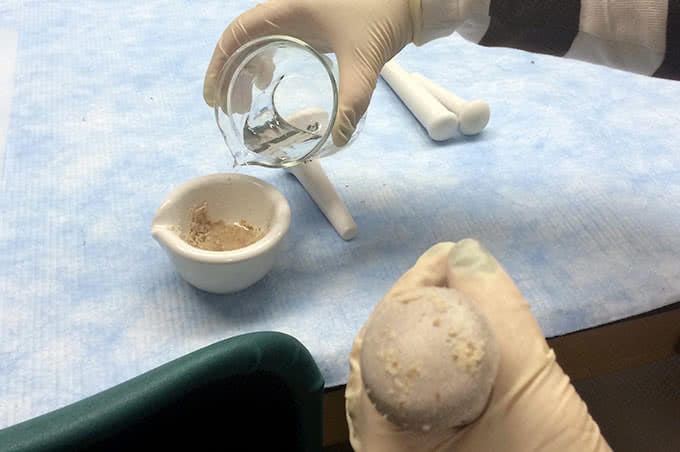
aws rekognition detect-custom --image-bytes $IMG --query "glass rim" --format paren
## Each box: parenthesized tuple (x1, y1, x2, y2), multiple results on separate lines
(214, 35, 339, 168)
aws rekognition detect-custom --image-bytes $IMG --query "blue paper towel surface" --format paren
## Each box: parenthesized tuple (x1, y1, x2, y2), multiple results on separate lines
(1, 1, 680, 427)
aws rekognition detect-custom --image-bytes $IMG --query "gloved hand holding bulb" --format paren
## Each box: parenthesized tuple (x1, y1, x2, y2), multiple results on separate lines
(346, 240, 611, 451)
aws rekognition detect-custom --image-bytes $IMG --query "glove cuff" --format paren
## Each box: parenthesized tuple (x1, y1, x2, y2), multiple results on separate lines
(411, 0, 461, 45)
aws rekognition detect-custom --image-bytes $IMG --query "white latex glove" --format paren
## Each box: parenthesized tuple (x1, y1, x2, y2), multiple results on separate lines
(346, 240, 612, 452)
(204, 0, 417, 146)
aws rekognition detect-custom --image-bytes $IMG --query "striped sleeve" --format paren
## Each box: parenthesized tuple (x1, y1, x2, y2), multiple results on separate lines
(418, 0, 680, 80)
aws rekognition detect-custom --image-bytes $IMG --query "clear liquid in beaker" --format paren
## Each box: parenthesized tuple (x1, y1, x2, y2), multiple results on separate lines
(242, 106, 329, 165)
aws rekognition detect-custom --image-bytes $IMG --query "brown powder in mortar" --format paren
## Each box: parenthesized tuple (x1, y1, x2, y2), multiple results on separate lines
(182, 202, 264, 251)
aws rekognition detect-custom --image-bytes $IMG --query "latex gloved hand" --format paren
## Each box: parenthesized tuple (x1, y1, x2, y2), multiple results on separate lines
(204, 0, 421, 146)
(346, 240, 612, 451)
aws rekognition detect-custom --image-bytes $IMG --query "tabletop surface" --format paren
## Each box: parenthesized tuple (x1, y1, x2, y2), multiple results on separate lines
(2, 1, 680, 428)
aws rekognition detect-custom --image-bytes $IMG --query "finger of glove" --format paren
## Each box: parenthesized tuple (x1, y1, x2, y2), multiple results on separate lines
(332, 45, 383, 146)
(445, 239, 551, 387)
(254, 49, 275, 90)
(383, 242, 456, 299)
(227, 66, 256, 114)
(203, 2, 285, 106)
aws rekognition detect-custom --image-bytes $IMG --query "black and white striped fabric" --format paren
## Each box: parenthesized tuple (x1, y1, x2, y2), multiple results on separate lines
(451, 0, 680, 80)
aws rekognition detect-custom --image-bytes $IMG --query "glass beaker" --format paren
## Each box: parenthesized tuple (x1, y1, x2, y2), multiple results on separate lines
(214, 35, 362, 168)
